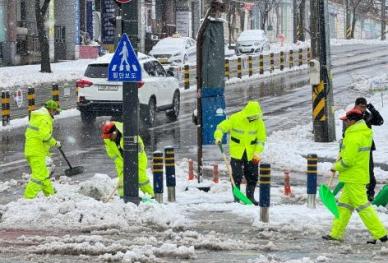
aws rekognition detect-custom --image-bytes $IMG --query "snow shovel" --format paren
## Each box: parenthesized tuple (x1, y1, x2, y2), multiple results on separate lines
(372, 185, 388, 207)
(58, 147, 84, 176)
(319, 171, 340, 219)
(218, 144, 253, 205)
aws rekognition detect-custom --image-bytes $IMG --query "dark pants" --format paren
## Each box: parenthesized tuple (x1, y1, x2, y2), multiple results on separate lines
(230, 151, 258, 199)
(367, 150, 376, 200)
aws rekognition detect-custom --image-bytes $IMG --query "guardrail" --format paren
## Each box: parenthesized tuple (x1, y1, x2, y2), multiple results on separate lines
(175, 47, 311, 89)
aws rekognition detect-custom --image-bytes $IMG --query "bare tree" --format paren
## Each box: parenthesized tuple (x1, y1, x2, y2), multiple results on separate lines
(348, 0, 376, 38)
(298, 0, 306, 41)
(225, 1, 238, 47)
(256, 0, 280, 31)
(35, 0, 51, 73)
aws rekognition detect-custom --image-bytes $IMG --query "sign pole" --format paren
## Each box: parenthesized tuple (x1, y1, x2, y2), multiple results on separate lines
(122, 1, 139, 205)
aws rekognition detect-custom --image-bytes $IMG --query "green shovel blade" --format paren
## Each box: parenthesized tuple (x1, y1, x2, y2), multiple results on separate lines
(319, 184, 340, 219)
(372, 185, 388, 207)
(232, 186, 253, 205)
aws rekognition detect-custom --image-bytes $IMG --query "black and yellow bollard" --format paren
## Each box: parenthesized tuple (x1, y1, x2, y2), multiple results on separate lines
(312, 81, 326, 122)
(259, 54, 264, 75)
(183, 65, 190, 90)
(280, 51, 284, 71)
(237, 57, 242, 78)
(259, 163, 271, 223)
(1, 90, 10, 126)
(27, 87, 36, 118)
(224, 59, 230, 79)
(51, 83, 60, 104)
(270, 53, 274, 72)
(248, 56, 253, 77)
(164, 146, 176, 202)
(153, 151, 164, 203)
(307, 47, 311, 62)
(289, 50, 294, 68)
(306, 154, 318, 208)
(298, 48, 303, 66)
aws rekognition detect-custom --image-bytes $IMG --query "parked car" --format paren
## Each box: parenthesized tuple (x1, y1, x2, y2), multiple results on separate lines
(225, 44, 235, 57)
(76, 53, 180, 127)
(235, 30, 269, 55)
(149, 36, 196, 65)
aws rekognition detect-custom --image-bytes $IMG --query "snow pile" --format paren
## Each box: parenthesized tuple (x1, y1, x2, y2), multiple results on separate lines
(0, 59, 93, 89)
(0, 179, 18, 193)
(331, 38, 388, 46)
(350, 73, 388, 92)
(0, 175, 188, 231)
(78, 173, 116, 201)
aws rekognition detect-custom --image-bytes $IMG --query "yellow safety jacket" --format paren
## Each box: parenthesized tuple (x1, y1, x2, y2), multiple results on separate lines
(334, 120, 372, 184)
(103, 122, 147, 180)
(214, 101, 267, 160)
(24, 107, 57, 157)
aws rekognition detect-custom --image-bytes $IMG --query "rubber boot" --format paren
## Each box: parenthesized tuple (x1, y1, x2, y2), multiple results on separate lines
(233, 184, 240, 203)
(246, 184, 259, 206)
(367, 235, 388, 244)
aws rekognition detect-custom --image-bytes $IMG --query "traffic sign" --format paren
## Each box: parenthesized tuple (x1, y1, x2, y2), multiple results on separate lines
(108, 33, 142, 82)
(116, 0, 131, 4)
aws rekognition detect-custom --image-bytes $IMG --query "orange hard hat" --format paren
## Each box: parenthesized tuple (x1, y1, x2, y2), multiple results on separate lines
(101, 121, 115, 139)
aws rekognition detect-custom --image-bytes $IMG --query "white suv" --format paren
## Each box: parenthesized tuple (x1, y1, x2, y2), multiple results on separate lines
(76, 53, 180, 127)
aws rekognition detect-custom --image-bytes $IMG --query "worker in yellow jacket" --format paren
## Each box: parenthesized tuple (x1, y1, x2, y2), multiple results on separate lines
(214, 101, 267, 205)
(323, 109, 387, 244)
(101, 121, 154, 198)
(24, 100, 61, 199)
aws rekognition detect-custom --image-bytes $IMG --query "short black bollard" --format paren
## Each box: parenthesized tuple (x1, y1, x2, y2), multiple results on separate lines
(259, 54, 264, 75)
(298, 48, 303, 66)
(289, 50, 294, 68)
(224, 59, 230, 79)
(1, 90, 10, 126)
(183, 65, 190, 90)
(280, 51, 284, 71)
(164, 146, 176, 202)
(307, 154, 318, 208)
(259, 163, 271, 223)
(237, 57, 242, 78)
(27, 87, 36, 118)
(269, 53, 274, 72)
(248, 56, 253, 77)
(52, 83, 60, 104)
(153, 151, 164, 203)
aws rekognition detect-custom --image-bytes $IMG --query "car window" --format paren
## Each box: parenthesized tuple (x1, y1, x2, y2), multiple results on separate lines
(143, 61, 156, 77)
(153, 61, 166, 77)
(84, 64, 108, 78)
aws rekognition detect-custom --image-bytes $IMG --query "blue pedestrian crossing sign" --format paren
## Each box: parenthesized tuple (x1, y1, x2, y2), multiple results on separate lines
(108, 33, 142, 82)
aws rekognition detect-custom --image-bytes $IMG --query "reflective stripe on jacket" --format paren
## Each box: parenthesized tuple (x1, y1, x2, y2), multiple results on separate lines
(214, 101, 266, 160)
(334, 120, 372, 184)
(24, 107, 57, 157)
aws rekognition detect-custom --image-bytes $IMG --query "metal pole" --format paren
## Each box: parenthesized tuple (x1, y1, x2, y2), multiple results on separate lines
(121, 1, 140, 205)
(317, 0, 335, 142)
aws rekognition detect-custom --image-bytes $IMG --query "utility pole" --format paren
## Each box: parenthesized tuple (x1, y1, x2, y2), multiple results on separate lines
(382, 0, 386, 40)
(310, 0, 336, 142)
(121, 0, 140, 205)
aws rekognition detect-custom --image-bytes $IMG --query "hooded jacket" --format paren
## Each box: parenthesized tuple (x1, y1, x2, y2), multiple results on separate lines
(24, 107, 57, 157)
(334, 120, 372, 184)
(214, 101, 266, 160)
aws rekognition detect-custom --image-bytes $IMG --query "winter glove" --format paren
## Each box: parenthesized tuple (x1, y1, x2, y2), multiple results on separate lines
(367, 103, 375, 111)
(252, 153, 261, 165)
(56, 141, 61, 148)
(215, 138, 222, 145)
(330, 166, 336, 173)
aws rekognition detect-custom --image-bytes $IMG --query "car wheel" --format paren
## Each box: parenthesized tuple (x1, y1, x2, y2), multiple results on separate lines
(166, 91, 180, 121)
(80, 111, 96, 124)
(143, 98, 156, 127)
